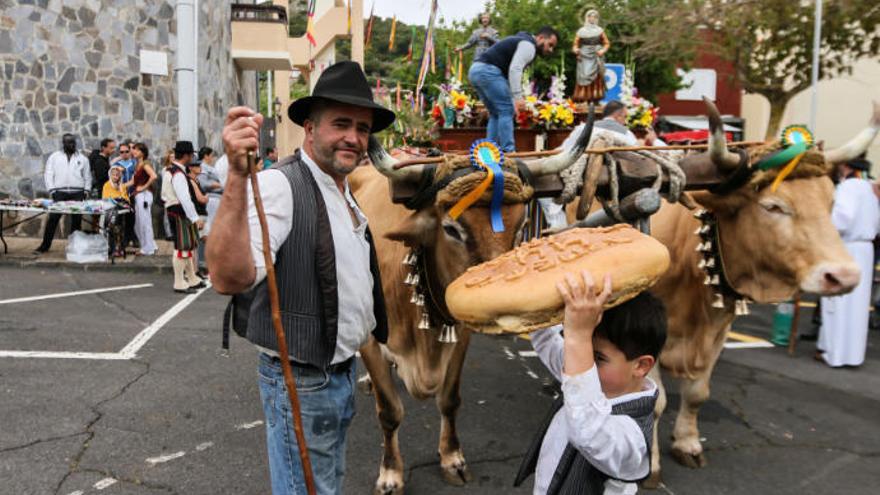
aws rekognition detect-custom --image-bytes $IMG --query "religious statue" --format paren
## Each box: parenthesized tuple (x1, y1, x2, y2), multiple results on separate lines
(455, 13, 499, 59)
(572, 9, 610, 103)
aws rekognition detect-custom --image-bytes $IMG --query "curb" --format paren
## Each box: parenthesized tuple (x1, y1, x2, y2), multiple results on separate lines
(0, 257, 173, 274)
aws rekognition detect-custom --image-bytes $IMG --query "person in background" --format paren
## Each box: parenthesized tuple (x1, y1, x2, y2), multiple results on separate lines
(102, 164, 131, 258)
(187, 160, 210, 276)
(262, 146, 278, 169)
(102, 164, 129, 201)
(34, 133, 91, 255)
(456, 13, 499, 59)
(159, 149, 175, 241)
(595, 100, 639, 145)
(197, 146, 223, 273)
(161, 141, 206, 293)
(89, 138, 115, 195)
(817, 156, 880, 367)
(131, 142, 159, 256)
(468, 26, 559, 152)
(110, 141, 137, 251)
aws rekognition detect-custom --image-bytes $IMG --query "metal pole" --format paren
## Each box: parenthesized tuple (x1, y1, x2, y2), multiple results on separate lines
(809, 0, 823, 131)
(267, 71, 273, 119)
(175, 0, 197, 144)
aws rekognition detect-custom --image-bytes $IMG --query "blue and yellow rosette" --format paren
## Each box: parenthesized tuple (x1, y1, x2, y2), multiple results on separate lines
(757, 125, 815, 192)
(448, 139, 506, 232)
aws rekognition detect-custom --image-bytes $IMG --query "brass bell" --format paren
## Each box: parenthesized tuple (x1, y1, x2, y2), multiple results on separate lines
(439, 324, 458, 343)
(416, 294, 425, 307)
(711, 292, 725, 309)
(418, 312, 431, 330)
(735, 299, 750, 316)
(410, 289, 420, 304)
(693, 209, 707, 219)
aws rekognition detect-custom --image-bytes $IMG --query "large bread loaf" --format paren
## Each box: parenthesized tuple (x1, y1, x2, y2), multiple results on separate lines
(445, 224, 670, 334)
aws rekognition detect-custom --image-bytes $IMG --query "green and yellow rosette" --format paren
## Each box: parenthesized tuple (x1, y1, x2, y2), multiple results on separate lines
(757, 125, 815, 192)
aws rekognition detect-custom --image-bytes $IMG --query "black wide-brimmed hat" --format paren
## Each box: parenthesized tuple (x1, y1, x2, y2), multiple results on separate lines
(174, 140, 195, 155)
(287, 61, 395, 132)
(848, 157, 871, 172)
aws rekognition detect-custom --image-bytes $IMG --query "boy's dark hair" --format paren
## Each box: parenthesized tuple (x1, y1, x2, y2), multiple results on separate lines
(198, 146, 213, 161)
(535, 26, 559, 40)
(602, 100, 625, 118)
(265, 146, 275, 156)
(595, 291, 667, 360)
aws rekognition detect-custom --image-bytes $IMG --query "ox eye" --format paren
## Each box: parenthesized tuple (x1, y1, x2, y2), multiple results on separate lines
(761, 201, 791, 216)
(443, 223, 466, 242)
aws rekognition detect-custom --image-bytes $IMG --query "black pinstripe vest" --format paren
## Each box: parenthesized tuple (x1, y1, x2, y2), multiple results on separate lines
(245, 152, 388, 368)
(514, 390, 657, 494)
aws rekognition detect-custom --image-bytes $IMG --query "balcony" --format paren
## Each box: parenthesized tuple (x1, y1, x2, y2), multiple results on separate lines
(231, 3, 292, 71)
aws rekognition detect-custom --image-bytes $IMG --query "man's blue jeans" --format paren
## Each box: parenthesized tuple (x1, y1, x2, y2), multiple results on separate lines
(258, 353, 356, 494)
(468, 62, 516, 152)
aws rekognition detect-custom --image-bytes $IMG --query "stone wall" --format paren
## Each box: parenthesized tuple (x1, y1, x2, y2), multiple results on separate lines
(0, 0, 256, 199)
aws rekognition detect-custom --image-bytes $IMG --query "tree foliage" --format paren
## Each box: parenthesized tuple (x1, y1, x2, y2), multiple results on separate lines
(695, 0, 880, 136)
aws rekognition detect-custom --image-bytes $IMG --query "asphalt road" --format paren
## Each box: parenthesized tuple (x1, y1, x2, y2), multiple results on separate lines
(1, 267, 878, 495)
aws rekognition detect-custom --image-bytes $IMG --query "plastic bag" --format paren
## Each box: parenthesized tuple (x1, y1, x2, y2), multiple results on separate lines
(65, 230, 108, 264)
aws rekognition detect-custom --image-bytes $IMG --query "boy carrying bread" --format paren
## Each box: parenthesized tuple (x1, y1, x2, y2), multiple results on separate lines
(514, 270, 667, 495)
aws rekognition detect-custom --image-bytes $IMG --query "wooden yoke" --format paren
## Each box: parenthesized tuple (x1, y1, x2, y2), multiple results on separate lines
(389, 150, 735, 205)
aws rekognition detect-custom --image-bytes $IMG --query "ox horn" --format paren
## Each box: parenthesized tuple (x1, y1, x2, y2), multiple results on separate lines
(824, 101, 880, 164)
(367, 136, 425, 182)
(526, 106, 596, 176)
(703, 97, 741, 172)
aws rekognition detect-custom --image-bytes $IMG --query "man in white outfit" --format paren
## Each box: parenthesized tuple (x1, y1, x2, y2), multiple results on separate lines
(818, 156, 879, 367)
(34, 133, 91, 254)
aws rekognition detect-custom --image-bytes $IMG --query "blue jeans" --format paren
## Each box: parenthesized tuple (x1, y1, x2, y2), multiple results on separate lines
(258, 353, 356, 495)
(468, 62, 516, 152)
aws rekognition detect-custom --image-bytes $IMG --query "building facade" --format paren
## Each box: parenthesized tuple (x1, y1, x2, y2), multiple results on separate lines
(0, 0, 256, 199)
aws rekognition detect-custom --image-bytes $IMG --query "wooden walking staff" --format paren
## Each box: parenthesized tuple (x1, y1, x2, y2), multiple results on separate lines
(247, 151, 317, 495)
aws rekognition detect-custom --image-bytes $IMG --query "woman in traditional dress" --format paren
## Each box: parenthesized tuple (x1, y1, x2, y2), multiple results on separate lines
(572, 9, 610, 103)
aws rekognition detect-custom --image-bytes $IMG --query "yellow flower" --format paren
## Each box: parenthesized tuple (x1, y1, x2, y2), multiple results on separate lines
(527, 95, 538, 104)
(539, 106, 552, 121)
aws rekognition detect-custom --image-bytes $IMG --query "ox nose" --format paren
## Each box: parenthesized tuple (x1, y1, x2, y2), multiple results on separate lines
(802, 262, 861, 296)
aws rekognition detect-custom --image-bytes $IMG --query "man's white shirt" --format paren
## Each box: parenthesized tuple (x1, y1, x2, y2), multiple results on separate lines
(247, 151, 376, 365)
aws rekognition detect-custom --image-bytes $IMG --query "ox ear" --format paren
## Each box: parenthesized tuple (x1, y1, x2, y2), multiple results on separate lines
(690, 190, 751, 215)
(386, 209, 438, 247)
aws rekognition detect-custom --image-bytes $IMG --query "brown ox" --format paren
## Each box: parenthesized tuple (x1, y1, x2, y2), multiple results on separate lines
(351, 125, 593, 494)
(642, 101, 880, 486)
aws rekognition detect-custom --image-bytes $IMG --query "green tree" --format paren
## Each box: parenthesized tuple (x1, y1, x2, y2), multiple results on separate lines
(696, 0, 880, 137)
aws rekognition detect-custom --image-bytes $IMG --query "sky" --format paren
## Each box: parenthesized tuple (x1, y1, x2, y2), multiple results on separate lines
(367, 0, 489, 27)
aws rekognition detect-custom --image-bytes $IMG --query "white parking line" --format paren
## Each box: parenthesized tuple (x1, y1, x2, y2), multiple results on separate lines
(93, 478, 117, 490)
(118, 285, 210, 359)
(146, 451, 186, 466)
(0, 284, 209, 360)
(724, 341, 775, 349)
(0, 283, 153, 305)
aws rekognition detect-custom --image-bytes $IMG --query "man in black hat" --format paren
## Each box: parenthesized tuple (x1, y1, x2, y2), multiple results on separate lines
(208, 61, 393, 494)
(160, 140, 206, 293)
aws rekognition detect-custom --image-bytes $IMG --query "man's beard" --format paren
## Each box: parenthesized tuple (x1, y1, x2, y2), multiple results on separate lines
(313, 140, 362, 176)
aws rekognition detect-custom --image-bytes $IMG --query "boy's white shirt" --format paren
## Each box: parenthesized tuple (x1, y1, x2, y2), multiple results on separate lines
(530, 325, 656, 495)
